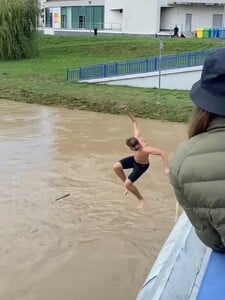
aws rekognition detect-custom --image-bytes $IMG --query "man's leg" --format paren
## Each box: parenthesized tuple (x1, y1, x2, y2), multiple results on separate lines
(113, 162, 129, 195)
(124, 179, 144, 208)
(113, 162, 126, 182)
(113, 156, 134, 182)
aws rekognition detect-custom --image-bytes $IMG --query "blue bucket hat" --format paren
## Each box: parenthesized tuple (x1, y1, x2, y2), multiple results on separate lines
(190, 48, 225, 116)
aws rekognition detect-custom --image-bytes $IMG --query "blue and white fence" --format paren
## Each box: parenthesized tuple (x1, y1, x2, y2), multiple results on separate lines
(67, 47, 224, 81)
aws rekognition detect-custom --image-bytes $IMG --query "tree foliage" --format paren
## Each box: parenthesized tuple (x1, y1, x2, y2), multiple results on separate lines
(0, 0, 39, 60)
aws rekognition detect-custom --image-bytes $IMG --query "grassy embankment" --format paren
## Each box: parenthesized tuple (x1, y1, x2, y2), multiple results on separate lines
(0, 35, 225, 122)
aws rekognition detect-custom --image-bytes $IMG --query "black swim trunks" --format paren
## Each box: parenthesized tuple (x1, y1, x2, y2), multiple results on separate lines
(119, 156, 150, 183)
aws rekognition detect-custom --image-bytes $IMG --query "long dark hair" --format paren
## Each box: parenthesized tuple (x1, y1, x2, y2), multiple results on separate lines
(188, 106, 217, 138)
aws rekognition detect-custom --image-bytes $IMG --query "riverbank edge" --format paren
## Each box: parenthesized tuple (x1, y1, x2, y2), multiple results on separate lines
(0, 85, 192, 123)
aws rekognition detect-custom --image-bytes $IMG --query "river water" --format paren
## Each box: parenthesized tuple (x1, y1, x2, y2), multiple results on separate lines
(0, 100, 187, 300)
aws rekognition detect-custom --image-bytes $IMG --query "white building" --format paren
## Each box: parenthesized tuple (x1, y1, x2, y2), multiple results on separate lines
(42, 0, 225, 35)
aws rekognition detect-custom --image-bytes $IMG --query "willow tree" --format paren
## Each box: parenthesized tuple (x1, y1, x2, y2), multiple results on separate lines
(0, 0, 39, 60)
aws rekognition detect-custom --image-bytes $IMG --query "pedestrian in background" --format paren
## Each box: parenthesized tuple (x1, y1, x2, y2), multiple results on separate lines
(173, 25, 179, 37)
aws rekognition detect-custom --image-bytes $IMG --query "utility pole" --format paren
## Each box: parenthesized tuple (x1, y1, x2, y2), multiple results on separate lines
(88, 0, 92, 34)
(157, 39, 163, 104)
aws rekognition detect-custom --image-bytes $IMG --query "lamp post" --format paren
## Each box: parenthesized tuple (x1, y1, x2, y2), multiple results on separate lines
(157, 39, 163, 104)
(88, 0, 92, 33)
(224, 4, 225, 27)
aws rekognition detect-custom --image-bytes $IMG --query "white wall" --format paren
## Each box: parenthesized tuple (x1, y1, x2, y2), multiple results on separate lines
(104, 0, 123, 30)
(167, 0, 225, 4)
(122, 0, 160, 34)
(104, 0, 160, 34)
(161, 5, 225, 32)
(160, 0, 170, 7)
(82, 66, 203, 91)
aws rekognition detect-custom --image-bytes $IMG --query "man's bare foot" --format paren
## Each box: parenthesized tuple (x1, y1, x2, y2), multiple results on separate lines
(137, 199, 144, 209)
(124, 189, 129, 195)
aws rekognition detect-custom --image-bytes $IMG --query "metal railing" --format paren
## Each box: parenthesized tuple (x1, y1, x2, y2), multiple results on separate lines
(45, 22, 122, 30)
(67, 47, 224, 81)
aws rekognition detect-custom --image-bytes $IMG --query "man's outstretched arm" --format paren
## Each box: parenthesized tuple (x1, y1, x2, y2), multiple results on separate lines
(122, 105, 145, 141)
(146, 146, 170, 175)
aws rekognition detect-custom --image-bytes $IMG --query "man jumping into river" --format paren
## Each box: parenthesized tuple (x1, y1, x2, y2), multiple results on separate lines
(113, 105, 169, 209)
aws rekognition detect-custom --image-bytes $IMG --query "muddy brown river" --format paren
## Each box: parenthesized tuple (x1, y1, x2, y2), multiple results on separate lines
(0, 100, 187, 300)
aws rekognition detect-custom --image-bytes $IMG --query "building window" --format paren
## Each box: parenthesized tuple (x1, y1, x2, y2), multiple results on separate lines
(61, 7, 68, 28)
(45, 8, 52, 27)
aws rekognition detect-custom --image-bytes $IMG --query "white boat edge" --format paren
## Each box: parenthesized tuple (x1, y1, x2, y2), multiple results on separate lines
(136, 212, 212, 300)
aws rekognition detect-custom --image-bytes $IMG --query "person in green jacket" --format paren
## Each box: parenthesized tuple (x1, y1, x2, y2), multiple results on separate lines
(170, 48, 225, 252)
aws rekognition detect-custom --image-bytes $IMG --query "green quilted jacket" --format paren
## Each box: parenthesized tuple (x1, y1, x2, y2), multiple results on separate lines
(170, 117, 225, 252)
